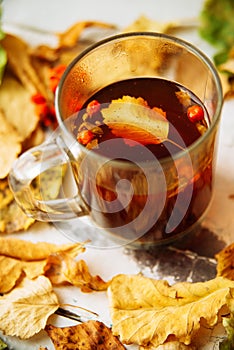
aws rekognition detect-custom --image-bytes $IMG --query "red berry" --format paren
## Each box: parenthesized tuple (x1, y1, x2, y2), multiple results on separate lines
(31, 93, 46, 104)
(187, 105, 204, 122)
(77, 129, 95, 145)
(86, 100, 101, 117)
(49, 76, 60, 94)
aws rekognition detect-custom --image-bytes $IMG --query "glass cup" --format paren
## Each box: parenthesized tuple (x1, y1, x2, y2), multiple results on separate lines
(8, 32, 223, 248)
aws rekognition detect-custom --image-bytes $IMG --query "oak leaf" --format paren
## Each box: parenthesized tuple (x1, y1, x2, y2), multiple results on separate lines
(107, 274, 234, 348)
(215, 242, 234, 280)
(45, 320, 126, 349)
(0, 276, 59, 339)
(102, 96, 169, 145)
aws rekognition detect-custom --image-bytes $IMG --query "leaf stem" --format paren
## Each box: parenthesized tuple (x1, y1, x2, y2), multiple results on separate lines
(55, 307, 99, 323)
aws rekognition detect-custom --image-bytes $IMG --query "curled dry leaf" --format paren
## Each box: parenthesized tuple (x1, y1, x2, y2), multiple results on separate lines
(0, 198, 35, 234)
(215, 242, 234, 280)
(1, 34, 48, 97)
(108, 274, 234, 348)
(46, 320, 126, 350)
(0, 237, 109, 294)
(57, 20, 116, 48)
(0, 276, 59, 339)
(31, 20, 116, 64)
(0, 237, 85, 293)
(0, 237, 85, 261)
(45, 253, 110, 292)
(102, 95, 169, 145)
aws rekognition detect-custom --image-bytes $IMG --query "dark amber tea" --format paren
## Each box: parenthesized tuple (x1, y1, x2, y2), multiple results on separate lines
(72, 77, 213, 245)
(75, 78, 209, 156)
(9, 33, 222, 247)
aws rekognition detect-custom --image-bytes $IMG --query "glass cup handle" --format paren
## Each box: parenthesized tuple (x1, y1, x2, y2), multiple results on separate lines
(8, 135, 89, 221)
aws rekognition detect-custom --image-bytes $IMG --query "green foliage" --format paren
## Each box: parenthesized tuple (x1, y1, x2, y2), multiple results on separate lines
(0, 338, 8, 350)
(199, 0, 234, 65)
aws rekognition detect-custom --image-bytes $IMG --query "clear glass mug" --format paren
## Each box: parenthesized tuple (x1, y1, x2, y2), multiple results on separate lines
(9, 32, 223, 247)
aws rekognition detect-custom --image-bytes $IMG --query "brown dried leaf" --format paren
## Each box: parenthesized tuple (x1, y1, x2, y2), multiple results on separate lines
(57, 20, 116, 48)
(0, 73, 39, 141)
(0, 276, 59, 339)
(0, 178, 14, 209)
(1, 34, 48, 96)
(31, 20, 116, 65)
(46, 253, 109, 292)
(0, 109, 21, 179)
(108, 274, 234, 348)
(102, 96, 168, 145)
(0, 199, 35, 234)
(0, 237, 85, 293)
(215, 242, 234, 280)
(46, 320, 126, 349)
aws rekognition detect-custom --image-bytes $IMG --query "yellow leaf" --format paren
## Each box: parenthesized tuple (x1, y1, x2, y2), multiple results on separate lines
(215, 242, 234, 280)
(0, 238, 85, 293)
(102, 95, 169, 145)
(0, 256, 47, 294)
(0, 276, 59, 339)
(108, 274, 234, 348)
(46, 253, 110, 292)
(0, 237, 85, 261)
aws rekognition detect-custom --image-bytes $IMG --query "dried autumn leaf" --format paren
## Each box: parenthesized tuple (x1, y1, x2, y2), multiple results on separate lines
(124, 14, 176, 34)
(0, 237, 85, 260)
(0, 255, 45, 294)
(215, 242, 234, 280)
(0, 276, 59, 339)
(0, 72, 39, 142)
(31, 20, 116, 65)
(108, 274, 234, 348)
(0, 108, 21, 179)
(57, 21, 116, 48)
(1, 34, 48, 97)
(45, 320, 126, 350)
(0, 178, 14, 209)
(46, 253, 110, 292)
(0, 199, 35, 234)
(0, 238, 85, 293)
(102, 96, 168, 145)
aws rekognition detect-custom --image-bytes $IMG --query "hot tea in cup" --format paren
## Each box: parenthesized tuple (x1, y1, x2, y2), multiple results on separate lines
(9, 33, 223, 247)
